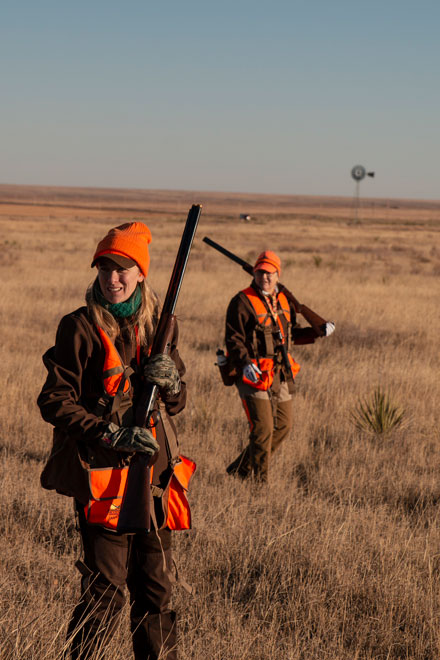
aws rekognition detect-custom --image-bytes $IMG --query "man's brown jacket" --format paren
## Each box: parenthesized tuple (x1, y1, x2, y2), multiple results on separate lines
(225, 281, 319, 373)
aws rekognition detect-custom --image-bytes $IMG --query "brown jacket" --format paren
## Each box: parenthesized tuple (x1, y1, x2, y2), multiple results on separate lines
(225, 281, 319, 373)
(37, 306, 186, 504)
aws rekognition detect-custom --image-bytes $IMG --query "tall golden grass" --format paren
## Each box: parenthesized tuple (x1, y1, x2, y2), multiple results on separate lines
(1, 185, 439, 659)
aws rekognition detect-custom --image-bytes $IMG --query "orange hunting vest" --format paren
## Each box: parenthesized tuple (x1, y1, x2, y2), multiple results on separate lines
(241, 287, 300, 390)
(95, 324, 140, 397)
(84, 325, 194, 532)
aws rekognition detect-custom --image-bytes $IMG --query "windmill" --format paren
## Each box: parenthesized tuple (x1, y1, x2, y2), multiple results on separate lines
(351, 165, 375, 222)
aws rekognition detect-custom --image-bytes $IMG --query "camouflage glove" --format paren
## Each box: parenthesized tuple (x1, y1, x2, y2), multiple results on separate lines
(101, 422, 159, 456)
(143, 354, 181, 397)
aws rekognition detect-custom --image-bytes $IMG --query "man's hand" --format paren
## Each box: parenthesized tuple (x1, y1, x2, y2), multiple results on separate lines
(143, 354, 181, 397)
(101, 423, 159, 456)
(320, 322, 335, 337)
(243, 363, 262, 383)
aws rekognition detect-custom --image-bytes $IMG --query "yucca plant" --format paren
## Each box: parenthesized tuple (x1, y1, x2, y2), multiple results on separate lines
(351, 387, 405, 436)
(313, 255, 322, 267)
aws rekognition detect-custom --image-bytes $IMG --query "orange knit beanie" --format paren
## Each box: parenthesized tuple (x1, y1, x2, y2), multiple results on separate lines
(253, 250, 281, 275)
(91, 222, 152, 277)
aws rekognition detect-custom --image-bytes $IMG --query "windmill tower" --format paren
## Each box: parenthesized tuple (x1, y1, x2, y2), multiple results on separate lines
(351, 165, 375, 222)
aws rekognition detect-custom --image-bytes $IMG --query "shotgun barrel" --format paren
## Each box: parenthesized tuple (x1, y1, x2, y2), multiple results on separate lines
(202, 235, 327, 334)
(202, 236, 254, 275)
(117, 204, 202, 533)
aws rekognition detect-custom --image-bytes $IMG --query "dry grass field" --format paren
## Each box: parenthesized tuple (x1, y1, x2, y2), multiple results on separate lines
(0, 183, 439, 659)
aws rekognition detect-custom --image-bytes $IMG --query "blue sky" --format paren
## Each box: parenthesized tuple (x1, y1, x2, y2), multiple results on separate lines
(1, 1, 439, 199)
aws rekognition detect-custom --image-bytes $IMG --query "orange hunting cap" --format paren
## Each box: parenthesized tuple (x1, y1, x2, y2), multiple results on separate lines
(253, 250, 281, 275)
(91, 222, 152, 277)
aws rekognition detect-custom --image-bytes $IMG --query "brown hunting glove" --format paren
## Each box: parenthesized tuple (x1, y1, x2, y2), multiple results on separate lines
(101, 422, 159, 456)
(143, 354, 181, 397)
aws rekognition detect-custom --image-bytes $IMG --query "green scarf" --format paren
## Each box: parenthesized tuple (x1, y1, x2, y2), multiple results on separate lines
(94, 279, 142, 318)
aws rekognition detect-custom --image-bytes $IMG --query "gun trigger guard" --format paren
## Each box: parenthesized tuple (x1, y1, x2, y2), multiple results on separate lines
(146, 409, 161, 430)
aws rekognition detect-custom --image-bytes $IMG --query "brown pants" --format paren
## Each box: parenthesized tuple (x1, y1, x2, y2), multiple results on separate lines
(227, 391, 293, 481)
(66, 504, 177, 660)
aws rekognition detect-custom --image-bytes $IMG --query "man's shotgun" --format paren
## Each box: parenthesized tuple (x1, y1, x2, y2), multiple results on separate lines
(202, 236, 327, 335)
(117, 204, 202, 533)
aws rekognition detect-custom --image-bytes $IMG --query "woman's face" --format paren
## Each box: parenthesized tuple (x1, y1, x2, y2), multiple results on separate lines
(254, 268, 279, 295)
(97, 258, 144, 304)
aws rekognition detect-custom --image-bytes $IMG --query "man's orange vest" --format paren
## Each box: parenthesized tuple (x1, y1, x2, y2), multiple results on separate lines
(241, 287, 300, 390)
(84, 325, 194, 532)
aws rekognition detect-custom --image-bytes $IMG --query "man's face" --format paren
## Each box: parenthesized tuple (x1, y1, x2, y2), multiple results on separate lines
(254, 268, 279, 295)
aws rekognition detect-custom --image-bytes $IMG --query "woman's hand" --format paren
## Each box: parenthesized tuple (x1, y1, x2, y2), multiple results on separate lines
(143, 354, 181, 397)
(101, 423, 159, 456)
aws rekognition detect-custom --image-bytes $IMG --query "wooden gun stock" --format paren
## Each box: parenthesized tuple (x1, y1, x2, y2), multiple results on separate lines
(202, 236, 327, 335)
(297, 304, 326, 336)
(277, 286, 326, 336)
(117, 204, 202, 534)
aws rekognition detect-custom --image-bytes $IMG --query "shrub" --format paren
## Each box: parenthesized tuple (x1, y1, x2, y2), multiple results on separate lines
(313, 255, 322, 267)
(351, 387, 405, 436)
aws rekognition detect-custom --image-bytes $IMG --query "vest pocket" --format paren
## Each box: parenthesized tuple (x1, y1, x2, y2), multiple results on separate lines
(84, 466, 129, 531)
(166, 456, 196, 530)
(153, 455, 196, 531)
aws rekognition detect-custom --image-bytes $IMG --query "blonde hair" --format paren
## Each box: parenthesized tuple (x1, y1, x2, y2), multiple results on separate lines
(86, 277, 160, 347)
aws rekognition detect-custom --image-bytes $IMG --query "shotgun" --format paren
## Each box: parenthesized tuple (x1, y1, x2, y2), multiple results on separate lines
(117, 204, 202, 533)
(202, 236, 327, 335)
